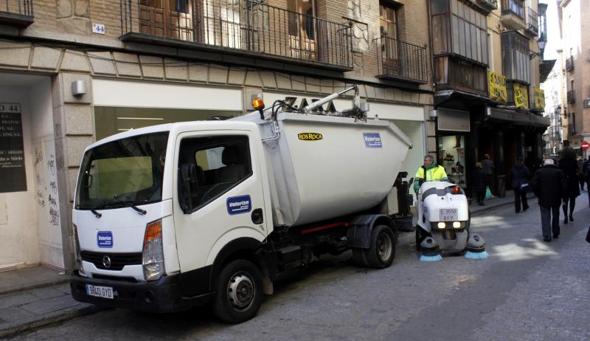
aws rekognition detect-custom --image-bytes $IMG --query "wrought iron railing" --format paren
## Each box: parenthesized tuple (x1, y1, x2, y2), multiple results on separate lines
(121, 0, 353, 69)
(526, 7, 538, 34)
(377, 35, 428, 83)
(0, 0, 33, 17)
(501, 0, 524, 19)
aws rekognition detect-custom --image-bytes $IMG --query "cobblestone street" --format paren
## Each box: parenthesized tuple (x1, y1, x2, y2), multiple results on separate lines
(6, 196, 590, 341)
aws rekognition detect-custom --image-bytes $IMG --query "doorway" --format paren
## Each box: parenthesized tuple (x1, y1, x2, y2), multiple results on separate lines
(287, 0, 317, 61)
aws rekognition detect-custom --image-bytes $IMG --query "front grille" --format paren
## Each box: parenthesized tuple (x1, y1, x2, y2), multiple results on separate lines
(81, 251, 142, 271)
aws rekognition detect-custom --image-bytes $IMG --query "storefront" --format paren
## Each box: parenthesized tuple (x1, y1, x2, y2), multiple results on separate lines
(92, 80, 244, 138)
(436, 108, 470, 188)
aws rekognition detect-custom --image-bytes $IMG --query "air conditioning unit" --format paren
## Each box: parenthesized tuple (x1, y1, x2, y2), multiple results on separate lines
(584, 98, 590, 108)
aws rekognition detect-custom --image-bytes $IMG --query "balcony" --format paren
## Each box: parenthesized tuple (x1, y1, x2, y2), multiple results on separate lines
(502, 31, 530, 84)
(376, 36, 429, 84)
(501, 0, 526, 30)
(0, 0, 34, 27)
(474, 0, 498, 13)
(525, 7, 538, 36)
(567, 90, 575, 104)
(565, 56, 574, 72)
(120, 0, 353, 71)
(434, 56, 488, 97)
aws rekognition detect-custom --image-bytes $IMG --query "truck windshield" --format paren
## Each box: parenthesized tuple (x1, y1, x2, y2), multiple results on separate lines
(75, 132, 169, 210)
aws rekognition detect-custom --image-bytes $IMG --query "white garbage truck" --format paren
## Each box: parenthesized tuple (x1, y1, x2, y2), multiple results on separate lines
(70, 86, 413, 323)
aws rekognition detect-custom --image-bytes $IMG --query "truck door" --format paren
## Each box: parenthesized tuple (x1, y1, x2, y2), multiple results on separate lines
(172, 131, 269, 275)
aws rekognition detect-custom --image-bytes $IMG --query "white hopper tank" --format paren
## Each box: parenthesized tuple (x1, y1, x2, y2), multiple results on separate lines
(234, 111, 412, 227)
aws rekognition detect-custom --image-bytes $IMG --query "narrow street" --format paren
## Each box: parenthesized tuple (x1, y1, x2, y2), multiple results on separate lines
(6, 196, 590, 341)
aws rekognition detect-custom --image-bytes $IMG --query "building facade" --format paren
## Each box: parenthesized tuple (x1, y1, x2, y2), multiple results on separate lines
(0, 0, 432, 271)
(556, 0, 590, 157)
(428, 0, 549, 197)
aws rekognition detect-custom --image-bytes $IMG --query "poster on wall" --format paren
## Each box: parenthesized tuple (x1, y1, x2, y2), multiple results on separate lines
(0, 103, 26, 193)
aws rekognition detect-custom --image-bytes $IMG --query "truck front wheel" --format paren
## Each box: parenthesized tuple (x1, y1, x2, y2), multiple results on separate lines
(213, 259, 263, 324)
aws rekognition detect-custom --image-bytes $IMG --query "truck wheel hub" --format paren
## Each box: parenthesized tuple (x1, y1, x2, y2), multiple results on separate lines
(227, 273, 255, 309)
(377, 233, 393, 261)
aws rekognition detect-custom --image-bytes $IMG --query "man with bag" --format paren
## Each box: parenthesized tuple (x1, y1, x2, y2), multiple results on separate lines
(531, 157, 565, 242)
(511, 157, 530, 213)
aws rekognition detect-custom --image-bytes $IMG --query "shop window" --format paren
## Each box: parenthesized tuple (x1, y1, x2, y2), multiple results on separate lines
(178, 135, 252, 213)
(438, 135, 466, 187)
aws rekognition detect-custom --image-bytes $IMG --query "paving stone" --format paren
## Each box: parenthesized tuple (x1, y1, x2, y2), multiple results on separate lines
(20, 295, 78, 315)
(0, 293, 38, 310)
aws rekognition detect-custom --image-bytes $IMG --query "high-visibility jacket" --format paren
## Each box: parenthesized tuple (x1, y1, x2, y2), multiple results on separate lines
(414, 165, 448, 192)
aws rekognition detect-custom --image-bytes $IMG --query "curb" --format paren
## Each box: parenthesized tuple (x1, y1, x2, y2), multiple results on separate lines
(0, 277, 69, 297)
(0, 305, 103, 339)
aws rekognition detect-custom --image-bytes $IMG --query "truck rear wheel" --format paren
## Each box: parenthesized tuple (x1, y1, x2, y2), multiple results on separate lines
(366, 225, 396, 268)
(213, 259, 263, 324)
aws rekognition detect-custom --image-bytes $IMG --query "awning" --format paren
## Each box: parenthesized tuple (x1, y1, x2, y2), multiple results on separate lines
(487, 107, 550, 128)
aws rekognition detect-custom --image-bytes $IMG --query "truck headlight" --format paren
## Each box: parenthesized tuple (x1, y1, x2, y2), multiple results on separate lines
(143, 219, 165, 281)
(437, 222, 446, 229)
(453, 221, 461, 229)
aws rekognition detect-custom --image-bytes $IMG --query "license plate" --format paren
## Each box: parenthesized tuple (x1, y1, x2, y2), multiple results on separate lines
(86, 284, 114, 299)
(440, 208, 458, 221)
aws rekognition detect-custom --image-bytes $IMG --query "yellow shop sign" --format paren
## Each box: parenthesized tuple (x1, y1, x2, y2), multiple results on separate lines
(513, 83, 529, 110)
(488, 71, 507, 103)
(533, 86, 545, 110)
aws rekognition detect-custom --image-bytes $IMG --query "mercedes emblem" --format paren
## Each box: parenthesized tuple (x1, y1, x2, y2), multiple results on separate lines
(102, 255, 112, 269)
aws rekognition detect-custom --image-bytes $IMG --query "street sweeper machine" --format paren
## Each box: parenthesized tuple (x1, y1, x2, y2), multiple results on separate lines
(69, 86, 424, 323)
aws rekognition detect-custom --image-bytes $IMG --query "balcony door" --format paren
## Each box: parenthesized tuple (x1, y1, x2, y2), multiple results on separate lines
(380, 2, 401, 76)
(195, 0, 243, 48)
(287, 0, 317, 61)
(139, 0, 194, 41)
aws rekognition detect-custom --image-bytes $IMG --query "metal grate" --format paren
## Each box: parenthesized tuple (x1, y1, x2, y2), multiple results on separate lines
(377, 35, 429, 83)
(0, 0, 33, 16)
(81, 251, 142, 271)
(121, 0, 353, 69)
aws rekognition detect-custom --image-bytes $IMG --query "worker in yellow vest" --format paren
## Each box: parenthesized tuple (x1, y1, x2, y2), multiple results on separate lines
(414, 155, 448, 193)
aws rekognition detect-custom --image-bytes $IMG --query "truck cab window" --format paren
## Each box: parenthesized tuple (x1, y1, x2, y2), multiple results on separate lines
(178, 135, 252, 213)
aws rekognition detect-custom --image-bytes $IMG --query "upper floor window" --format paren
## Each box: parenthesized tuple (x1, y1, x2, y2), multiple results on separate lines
(430, 0, 489, 66)
(380, 1, 400, 39)
(502, 31, 530, 83)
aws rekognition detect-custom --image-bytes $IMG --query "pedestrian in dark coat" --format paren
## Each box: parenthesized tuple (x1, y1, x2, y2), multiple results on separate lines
(577, 157, 585, 191)
(559, 141, 580, 224)
(511, 158, 530, 213)
(472, 162, 486, 206)
(531, 158, 565, 242)
(584, 156, 590, 207)
(481, 154, 495, 196)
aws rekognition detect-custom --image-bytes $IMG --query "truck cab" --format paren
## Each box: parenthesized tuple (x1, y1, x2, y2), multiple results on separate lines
(71, 121, 273, 320)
